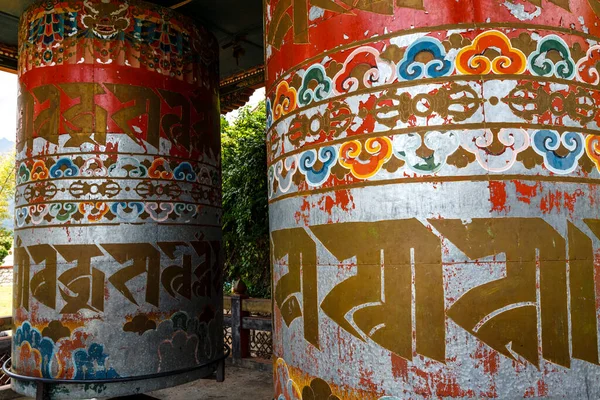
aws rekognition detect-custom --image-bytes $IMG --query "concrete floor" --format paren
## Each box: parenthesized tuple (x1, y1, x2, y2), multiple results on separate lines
(147, 366, 273, 400)
(13, 366, 273, 400)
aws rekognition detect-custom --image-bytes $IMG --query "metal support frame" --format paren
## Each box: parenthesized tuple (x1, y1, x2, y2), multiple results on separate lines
(3, 345, 230, 399)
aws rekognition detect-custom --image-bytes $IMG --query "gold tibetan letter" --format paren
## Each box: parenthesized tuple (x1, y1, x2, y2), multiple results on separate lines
(430, 218, 569, 368)
(272, 227, 318, 348)
(311, 219, 444, 362)
(104, 243, 161, 307)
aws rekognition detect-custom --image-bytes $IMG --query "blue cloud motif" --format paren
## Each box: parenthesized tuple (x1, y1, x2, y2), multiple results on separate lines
(16, 207, 29, 228)
(74, 343, 120, 380)
(531, 130, 584, 175)
(111, 202, 144, 222)
(50, 157, 79, 178)
(266, 98, 273, 130)
(398, 37, 453, 80)
(15, 322, 55, 378)
(173, 162, 197, 182)
(298, 146, 337, 187)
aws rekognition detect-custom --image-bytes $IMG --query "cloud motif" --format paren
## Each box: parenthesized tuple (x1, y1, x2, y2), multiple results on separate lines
(145, 202, 175, 222)
(148, 158, 174, 179)
(123, 315, 157, 335)
(16, 342, 42, 378)
(49, 203, 77, 222)
(298, 64, 333, 106)
(73, 343, 120, 380)
(49, 157, 79, 178)
(174, 203, 198, 221)
(274, 155, 299, 193)
(31, 160, 49, 181)
(585, 135, 600, 172)
(300, 378, 341, 400)
(81, 156, 107, 177)
(266, 98, 274, 130)
(268, 165, 276, 199)
(15, 322, 55, 378)
(576, 44, 600, 85)
(339, 137, 393, 179)
(41, 321, 71, 343)
(333, 46, 395, 94)
(78, 201, 109, 222)
(108, 156, 147, 178)
(298, 146, 337, 186)
(528, 34, 575, 79)
(77, 311, 211, 378)
(29, 204, 50, 225)
(171, 311, 191, 332)
(456, 30, 526, 75)
(397, 37, 453, 80)
(15, 207, 29, 228)
(111, 201, 144, 222)
(531, 130, 584, 175)
(274, 81, 298, 121)
(393, 131, 459, 174)
(158, 330, 199, 372)
(461, 129, 530, 173)
(17, 163, 30, 184)
(173, 162, 197, 182)
(275, 358, 301, 400)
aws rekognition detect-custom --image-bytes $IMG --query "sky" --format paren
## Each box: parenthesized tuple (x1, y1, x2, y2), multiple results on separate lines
(0, 71, 17, 142)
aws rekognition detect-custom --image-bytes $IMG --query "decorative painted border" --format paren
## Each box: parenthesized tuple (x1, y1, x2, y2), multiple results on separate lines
(268, 129, 600, 201)
(266, 28, 600, 138)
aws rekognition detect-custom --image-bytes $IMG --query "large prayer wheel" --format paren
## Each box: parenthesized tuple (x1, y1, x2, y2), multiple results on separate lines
(266, 0, 600, 398)
(12, 0, 222, 398)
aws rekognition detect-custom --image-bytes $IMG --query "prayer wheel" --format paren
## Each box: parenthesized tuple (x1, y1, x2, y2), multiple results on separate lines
(266, 0, 600, 398)
(12, 0, 222, 398)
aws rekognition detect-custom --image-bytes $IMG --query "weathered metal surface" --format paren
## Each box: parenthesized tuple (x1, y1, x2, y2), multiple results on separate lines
(265, 0, 600, 398)
(13, 1, 222, 398)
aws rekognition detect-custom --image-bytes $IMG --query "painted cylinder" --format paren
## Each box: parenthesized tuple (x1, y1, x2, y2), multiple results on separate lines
(13, 1, 222, 398)
(266, 0, 600, 398)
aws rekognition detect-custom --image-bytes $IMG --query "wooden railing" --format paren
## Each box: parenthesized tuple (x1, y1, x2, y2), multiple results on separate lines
(0, 317, 11, 332)
(223, 294, 272, 365)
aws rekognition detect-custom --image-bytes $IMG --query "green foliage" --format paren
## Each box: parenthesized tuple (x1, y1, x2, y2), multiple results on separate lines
(221, 102, 270, 298)
(0, 151, 15, 222)
(0, 228, 12, 266)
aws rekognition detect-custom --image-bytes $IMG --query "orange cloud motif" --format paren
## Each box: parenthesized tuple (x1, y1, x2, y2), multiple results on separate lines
(273, 81, 298, 121)
(31, 160, 49, 181)
(585, 135, 600, 172)
(16, 342, 43, 378)
(78, 202, 110, 222)
(576, 44, 600, 85)
(456, 30, 526, 75)
(339, 137, 393, 179)
(148, 158, 174, 179)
